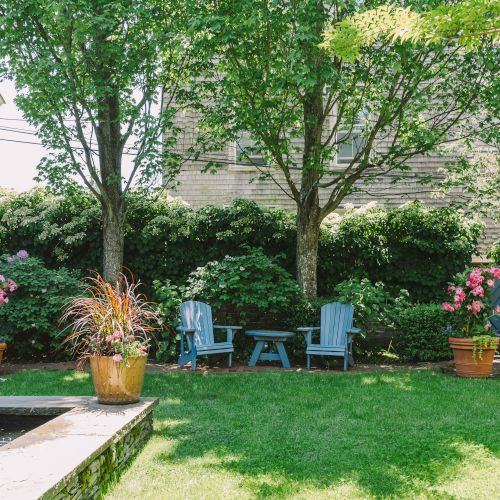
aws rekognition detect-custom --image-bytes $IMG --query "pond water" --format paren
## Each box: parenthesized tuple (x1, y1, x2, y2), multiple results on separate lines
(0, 415, 56, 447)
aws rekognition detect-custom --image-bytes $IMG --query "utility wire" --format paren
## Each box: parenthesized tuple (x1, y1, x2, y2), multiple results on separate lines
(0, 135, 450, 181)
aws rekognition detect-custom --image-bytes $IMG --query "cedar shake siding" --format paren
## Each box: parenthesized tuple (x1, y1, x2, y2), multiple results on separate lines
(164, 102, 499, 254)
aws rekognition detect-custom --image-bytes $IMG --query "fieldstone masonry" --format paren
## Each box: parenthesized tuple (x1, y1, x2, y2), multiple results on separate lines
(0, 396, 158, 500)
(51, 412, 153, 499)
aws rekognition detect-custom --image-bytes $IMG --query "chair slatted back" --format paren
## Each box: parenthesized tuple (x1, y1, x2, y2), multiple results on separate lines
(179, 301, 215, 347)
(320, 302, 354, 347)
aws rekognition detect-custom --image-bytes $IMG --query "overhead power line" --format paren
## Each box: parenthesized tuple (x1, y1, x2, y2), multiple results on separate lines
(0, 136, 449, 180)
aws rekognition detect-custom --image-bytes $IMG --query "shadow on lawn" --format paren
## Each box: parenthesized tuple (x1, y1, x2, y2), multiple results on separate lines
(145, 370, 499, 498)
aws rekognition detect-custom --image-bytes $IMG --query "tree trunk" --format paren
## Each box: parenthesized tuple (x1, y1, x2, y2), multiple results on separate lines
(96, 90, 124, 284)
(92, 15, 127, 284)
(296, 208, 321, 299)
(102, 200, 124, 283)
(294, 1, 326, 299)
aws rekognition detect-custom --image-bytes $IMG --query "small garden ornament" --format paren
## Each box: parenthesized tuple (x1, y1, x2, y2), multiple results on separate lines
(443, 267, 500, 377)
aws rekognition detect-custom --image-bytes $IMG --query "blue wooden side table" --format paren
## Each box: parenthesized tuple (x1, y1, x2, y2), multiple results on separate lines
(245, 330, 295, 368)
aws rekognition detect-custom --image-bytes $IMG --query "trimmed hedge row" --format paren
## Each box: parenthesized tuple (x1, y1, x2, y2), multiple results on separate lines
(393, 304, 458, 362)
(0, 188, 482, 302)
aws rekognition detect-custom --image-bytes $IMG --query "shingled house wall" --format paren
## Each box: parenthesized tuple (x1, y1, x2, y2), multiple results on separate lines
(165, 104, 498, 254)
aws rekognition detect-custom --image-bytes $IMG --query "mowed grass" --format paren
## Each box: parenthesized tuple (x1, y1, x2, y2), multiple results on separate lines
(1, 369, 499, 499)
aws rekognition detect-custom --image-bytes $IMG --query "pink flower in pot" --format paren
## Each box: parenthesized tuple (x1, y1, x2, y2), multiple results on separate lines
(471, 300, 483, 315)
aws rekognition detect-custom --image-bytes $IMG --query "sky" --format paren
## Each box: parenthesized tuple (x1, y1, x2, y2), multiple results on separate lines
(0, 79, 139, 192)
(0, 80, 48, 191)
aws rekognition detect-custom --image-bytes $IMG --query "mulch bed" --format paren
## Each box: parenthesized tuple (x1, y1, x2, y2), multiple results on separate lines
(2, 359, 498, 377)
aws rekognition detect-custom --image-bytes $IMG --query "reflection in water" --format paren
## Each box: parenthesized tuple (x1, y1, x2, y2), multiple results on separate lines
(0, 414, 56, 446)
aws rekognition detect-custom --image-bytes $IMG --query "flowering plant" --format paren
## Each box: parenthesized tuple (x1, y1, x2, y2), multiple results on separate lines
(0, 249, 24, 305)
(442, 267, 499, 356)
(6, 249, 29, 264)
(0, 273, 17, 306)
(62, 273, 159, 364)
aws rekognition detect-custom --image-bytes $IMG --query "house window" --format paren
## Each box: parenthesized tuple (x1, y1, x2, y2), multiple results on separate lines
(336, 112, 367, 165)
(235, 131, 266, 166)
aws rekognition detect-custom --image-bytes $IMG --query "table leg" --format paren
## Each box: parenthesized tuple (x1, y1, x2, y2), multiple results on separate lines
(276, 341, 291, 368)
(249, 340, 265, 367)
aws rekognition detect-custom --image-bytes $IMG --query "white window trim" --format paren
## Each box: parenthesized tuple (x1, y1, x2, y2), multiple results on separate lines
(333, 110, 369, 167)
(229, 132, 268, 172)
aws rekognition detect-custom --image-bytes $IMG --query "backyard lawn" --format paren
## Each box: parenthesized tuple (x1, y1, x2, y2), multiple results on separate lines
(1, 369, 499, 499)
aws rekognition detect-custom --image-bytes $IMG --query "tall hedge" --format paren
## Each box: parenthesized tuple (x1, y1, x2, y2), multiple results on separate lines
(322, 203, 483, 301)
(0, 188, 482, 302)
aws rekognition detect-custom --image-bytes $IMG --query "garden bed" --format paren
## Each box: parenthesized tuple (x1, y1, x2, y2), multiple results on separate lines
(1, 358, 498, 376)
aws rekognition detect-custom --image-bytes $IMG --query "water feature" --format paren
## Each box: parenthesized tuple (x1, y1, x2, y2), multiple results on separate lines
(0, 414, 58, 446)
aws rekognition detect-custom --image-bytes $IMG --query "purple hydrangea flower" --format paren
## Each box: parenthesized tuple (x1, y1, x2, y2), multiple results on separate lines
(16, 250, 29, 260)
(6, 256, 15, 264)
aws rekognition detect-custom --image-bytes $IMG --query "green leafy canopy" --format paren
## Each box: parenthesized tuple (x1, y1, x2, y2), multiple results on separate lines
(321, 0, 500, 62)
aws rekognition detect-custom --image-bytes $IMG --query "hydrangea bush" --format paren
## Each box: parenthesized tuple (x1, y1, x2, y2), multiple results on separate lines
(0, 250, 25, 305)
(0, 252, 81, 360)
(183, 246, 306, 325)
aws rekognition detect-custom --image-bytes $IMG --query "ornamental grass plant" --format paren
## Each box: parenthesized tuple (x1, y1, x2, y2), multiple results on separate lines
(62, 273, 160, 364)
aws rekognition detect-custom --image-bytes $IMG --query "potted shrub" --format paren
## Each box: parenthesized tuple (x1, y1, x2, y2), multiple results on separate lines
(0, 271, 18, 364)
(63, 274, 159, 404)
(442, 267, 500, 377)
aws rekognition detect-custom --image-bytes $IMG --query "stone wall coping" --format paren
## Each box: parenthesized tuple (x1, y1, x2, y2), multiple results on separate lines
(0, 396, 158, 499)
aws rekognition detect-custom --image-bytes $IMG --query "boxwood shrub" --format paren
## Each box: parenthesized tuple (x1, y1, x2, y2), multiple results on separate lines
(393, 303, 458, 362)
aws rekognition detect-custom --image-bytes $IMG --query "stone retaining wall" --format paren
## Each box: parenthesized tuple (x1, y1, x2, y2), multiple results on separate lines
(50, 412, 153, 499)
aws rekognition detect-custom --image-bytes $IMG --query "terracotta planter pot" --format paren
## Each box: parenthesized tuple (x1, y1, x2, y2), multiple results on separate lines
(89, 355, 147, 404)
(449, 337, 499, 378)
(0, 343, 6, 365)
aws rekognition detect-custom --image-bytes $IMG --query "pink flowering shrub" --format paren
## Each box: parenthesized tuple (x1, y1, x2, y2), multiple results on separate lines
(0, 249, 26, 305)
(442, 267, 500, 337)
(62, 273, 160, 364)
(0, 273, 17, 306)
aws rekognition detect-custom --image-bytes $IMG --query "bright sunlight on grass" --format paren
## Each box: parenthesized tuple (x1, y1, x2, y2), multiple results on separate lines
(1, 369, 498, 499)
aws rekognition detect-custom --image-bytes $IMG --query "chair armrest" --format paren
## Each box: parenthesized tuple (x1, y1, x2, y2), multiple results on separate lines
(298, 327, 320, 346)
(347, 327, 364, 343)
(177, 326, 196, 333)
(213, 325, 241, 344)
(348, 327, 361, 335)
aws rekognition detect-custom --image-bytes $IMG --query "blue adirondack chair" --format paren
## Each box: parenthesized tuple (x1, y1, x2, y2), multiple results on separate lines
(298, 302, 361, 370)
(177, 301, 242, 370)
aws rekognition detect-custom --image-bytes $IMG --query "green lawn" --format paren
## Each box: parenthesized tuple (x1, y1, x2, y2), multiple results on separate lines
(1, 369, 499, 499)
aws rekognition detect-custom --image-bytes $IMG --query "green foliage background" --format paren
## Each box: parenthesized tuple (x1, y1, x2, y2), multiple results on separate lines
(0, 189, 483, 362)
(0, 189, 482, 302)
(0, 256, 81, 360)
